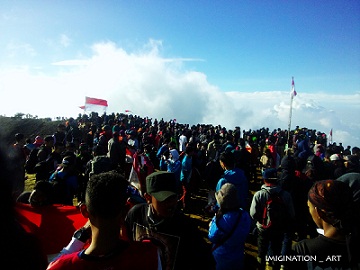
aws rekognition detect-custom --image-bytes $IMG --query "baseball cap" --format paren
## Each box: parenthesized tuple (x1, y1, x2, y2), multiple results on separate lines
(262, 168, 278, 181)
(146, 171, 177, 202)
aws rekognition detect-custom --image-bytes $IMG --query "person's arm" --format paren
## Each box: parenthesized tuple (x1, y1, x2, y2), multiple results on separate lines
(49, 222, 91, 262)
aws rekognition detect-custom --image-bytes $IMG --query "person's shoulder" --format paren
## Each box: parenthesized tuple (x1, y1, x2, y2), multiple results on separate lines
(47, 252, 80, 270)
(127, 202, 148, 216)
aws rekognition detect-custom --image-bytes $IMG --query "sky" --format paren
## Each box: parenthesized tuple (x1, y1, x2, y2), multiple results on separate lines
(0, 1, 359, 147)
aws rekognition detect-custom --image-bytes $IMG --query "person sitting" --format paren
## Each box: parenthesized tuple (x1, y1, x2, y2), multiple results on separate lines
(16, 180, 54, 207)
(49, 155, 79, 205)
(47, 170, 161, 270)
(124, 171, 215, 270)
(292, 179, 357, 269)
(208, 183, 251, 270)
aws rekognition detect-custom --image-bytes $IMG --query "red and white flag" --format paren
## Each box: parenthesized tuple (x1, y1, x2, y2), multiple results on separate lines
(330, 129, 333, 137)
(291, 77, 297, 98)
(80, 96, 108, 113)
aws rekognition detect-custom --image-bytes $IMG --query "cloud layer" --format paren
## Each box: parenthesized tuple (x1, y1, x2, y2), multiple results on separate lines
(1, 41, 359, 148)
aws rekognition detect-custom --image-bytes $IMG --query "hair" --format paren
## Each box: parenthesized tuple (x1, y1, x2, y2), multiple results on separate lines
(15, 133, 24, 142)
(34, 180, 54, 195)
(185, 145, 194, 154)
(308, 179, 353, 233)
(219, 151, 235, 167)
(85, 170, 128, 219)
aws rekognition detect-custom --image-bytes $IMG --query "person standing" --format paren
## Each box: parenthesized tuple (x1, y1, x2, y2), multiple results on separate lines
(178, 129, 188, 154)
(250, 168, 295, 270)
(208, 183, 251, 270)
(215, 151, 249, 211)
(125, 171, 215, 270)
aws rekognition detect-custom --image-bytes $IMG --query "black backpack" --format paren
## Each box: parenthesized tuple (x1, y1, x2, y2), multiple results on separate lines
(51, 171, 71, 204)
(25, 148, 40, 174)
(261, 190, 288, 229)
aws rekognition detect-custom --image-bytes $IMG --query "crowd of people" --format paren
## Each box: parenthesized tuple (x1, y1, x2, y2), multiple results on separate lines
(4, 111, 360, 270)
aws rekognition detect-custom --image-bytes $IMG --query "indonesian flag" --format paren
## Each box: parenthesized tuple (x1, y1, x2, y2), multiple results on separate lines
(291, 77, 297, 98)
(81, 96, 108, 113)
(15, 203, 87, 255)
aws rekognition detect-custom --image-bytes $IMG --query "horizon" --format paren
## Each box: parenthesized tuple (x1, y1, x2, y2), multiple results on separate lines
(0, 1, 359, 147)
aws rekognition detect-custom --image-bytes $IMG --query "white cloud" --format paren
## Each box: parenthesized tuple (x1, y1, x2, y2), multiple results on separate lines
(60, 34, 71, 48)
(0, 41, 359, 148)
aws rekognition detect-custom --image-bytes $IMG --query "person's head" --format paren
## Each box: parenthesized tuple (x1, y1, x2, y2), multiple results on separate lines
(168, 141, 176, 149)
(184, 145, 194, 156)
(15, 133, 25, 144)
(44, 135, 54, 147)
(330, 153, 343, 167)
(78, 143, 89, 153)
(219, 151, 235, 170)
(352, 146, 360, 157)
(169, 149, 179, 162)
(145, 171, 178, 218)
(307, 179, 353, 232)
(57, 123, 66, 132)
(262, 168, 278, 184)
(343, 155, 360, 172)
(29, 181, 54, 207)
(215, 183, 240, 213)
(33, 136, 44, 147)
(82, 171, 129, 224)
(61, 155, 76, 170)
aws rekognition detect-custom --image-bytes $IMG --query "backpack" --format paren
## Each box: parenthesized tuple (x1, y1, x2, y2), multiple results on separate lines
(261, 190, 288, 229)
(25, 148, 40, 174)
(90, 155, 112, 176)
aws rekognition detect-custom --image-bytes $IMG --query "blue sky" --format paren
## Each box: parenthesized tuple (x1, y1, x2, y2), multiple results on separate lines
(1, 1, 359, 147)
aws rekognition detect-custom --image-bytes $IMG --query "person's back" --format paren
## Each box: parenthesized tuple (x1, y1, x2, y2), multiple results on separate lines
(47, 170, 161, 270)
(216, 151, 249, 210)
(208, 183, 251, 270)
(250, 168, 295, 269)
(49, 155, 79, 205)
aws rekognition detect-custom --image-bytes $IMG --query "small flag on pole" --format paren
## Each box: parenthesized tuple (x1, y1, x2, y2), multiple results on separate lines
(291, 77, 297, 98)
(330, 129, 332, 137)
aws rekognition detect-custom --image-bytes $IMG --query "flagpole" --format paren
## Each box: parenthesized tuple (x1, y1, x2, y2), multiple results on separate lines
(287, 77, 295, 146)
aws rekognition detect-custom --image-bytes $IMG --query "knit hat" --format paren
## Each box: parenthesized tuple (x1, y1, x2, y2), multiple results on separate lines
(215, 183, 240, 210)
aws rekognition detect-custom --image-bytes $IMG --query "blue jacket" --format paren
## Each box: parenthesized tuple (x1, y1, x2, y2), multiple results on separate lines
(180, 155, 192, 184)
(208, 208, 251, 270)
(216, 168, 249, 210)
